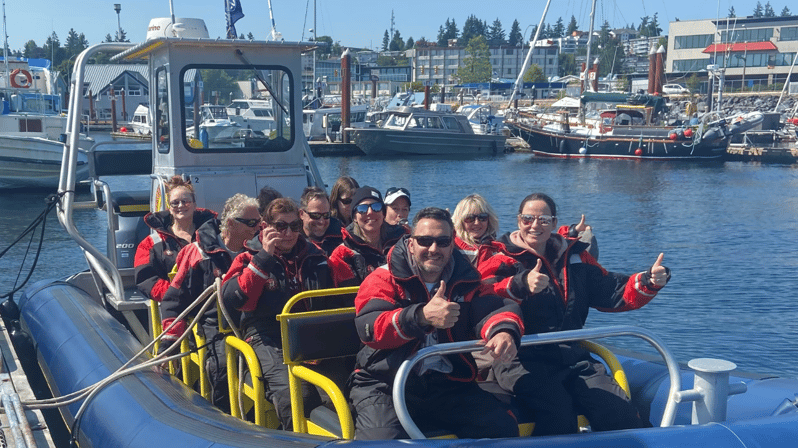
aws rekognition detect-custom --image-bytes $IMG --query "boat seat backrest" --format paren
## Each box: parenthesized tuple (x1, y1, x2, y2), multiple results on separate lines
(283, 310, 360, 364)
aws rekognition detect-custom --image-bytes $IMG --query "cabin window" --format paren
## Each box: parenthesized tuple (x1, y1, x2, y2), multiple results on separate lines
(442, 116, 461, 131)
(155, 67, 170, 154)
(19, 119, 42, 132)
(180, 64, 293, 153)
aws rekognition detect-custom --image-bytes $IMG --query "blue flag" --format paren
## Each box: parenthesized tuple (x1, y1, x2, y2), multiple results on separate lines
(225, 0, 245, 39)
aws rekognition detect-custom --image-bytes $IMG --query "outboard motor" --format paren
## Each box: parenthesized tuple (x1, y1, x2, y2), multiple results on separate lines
(104, 191, 151, 269)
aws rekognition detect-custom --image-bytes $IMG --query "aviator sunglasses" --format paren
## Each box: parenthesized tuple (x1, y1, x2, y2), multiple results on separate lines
(234, 217, 261, 228)
(518, 214, 555, 226)
(304, 210, 331, 220)
(354, 202, 384, 214)
(411, 235, 453, 248)
(271, 219, 303, 232)
(169, 199, 194, 208)
(463, 213, 489, 224)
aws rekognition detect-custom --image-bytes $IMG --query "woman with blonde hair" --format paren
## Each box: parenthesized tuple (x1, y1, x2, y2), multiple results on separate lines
(452, 193, 501, 266)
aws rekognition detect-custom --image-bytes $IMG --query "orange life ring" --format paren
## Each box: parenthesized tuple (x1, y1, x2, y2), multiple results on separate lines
(10, 69, 32, 88)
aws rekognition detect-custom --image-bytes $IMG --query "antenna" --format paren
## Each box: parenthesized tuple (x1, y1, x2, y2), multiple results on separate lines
(390, 10, 395, 40)
(2, 0, 9, 84)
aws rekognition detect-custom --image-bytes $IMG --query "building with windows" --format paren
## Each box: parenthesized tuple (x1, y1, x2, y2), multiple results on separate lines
(407, 41, 559, 91)
(667, 16, 798, 91)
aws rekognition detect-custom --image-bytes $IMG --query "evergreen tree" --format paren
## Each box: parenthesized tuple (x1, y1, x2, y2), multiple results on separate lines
(238, 33, 245, 40)
(22, 40, 43, 59)
(454, 35, 491, 83)
(437, 25, 447, 46)
(528, 24, 538, 41)
(554, 17, 565, 38)
(781, 6, 791, 16)
(487, 18, 506, 46)
(544, 24, 554, 39)
(764, 2, 776, 16)
(406, 36, 415, 49)
(558, 53, 577, 76)
(649, 13, 662, 37)
(116, 29, 128, 42)
(567, 16, 578, 36)
(728, 6, 736, 17)
(389, 30, 404, 51)
(446, 18, 459, 41)
(382, 30, 390, 51)
(508, 20, 522, 46)
(753, 1, 764, 17)
(461, 14, 486, 47)
(43, 32, 65, 65)
(247, 32, 255, 40)
(638, 16, 651, 37)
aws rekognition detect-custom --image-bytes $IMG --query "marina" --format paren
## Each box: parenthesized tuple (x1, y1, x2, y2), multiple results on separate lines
(2, 1, 798, 446)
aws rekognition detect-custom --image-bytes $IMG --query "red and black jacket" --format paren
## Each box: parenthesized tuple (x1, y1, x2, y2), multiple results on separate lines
(160, 218, 238, 339)
(478, 232, 668, 365)
(353, 236, 524, 384)
(133, 208, 216, 302)
(308, 216, 345, 256)
(221, 235, 336, 344)
(328, 222, 409, 286)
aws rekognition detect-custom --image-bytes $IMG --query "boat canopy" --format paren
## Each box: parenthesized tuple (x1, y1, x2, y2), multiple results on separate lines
(580, 91, 667, 115)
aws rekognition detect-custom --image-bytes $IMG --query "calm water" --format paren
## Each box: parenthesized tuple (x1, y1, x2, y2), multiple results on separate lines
(2, 140, 798, 379)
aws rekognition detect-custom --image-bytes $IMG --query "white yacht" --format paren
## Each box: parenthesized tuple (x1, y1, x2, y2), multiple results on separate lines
(225, 98, 276, 133)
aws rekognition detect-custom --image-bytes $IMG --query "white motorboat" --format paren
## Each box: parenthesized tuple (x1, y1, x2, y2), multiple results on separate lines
(303, 104, 369, 141)
(0, 60, 92, 189)
(226, 98, 277, 133)
(456, 103, 505, 135)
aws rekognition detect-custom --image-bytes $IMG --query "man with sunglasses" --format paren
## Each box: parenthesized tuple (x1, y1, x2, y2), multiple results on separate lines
(221, 197, 339, 430)
(348, 207, 524, 440)
(298, 186, 343, 256)
(329, 186, 409, 286)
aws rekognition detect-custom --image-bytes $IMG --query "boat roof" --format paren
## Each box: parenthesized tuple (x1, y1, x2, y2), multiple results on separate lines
(112, 37, 319, 62)
(581, 91, 667, 115)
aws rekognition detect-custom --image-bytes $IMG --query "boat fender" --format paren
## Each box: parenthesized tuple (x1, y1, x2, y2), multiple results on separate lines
(10, 69, 32, 88)
(579, 146, 588, 155)
(0, 298, 20, 320)
(684, 128, 693, 138)
(669, 132, 678, 140)
(558, 139, 567, 154)
(635, 148, 643, 156)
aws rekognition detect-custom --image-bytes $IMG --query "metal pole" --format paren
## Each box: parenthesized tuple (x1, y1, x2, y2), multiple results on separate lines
(506, 0, 553, 107)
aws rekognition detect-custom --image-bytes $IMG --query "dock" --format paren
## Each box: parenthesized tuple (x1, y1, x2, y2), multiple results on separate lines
(726, 144, 798, 163)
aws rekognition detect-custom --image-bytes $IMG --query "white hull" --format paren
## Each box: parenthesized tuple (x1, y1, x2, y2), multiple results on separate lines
(0, 134, 90, 189)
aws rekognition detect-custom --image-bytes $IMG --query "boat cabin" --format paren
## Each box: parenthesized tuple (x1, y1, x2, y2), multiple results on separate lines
(381, 107, 473, 133)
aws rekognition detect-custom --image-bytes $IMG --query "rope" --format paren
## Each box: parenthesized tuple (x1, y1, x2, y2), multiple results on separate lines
(0, 193, 61, 299)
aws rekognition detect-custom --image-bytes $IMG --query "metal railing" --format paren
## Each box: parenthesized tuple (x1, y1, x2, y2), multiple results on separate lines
(392, 325, 682, 439)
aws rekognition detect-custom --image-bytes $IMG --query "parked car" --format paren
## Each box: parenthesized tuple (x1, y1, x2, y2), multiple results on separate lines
(662, 84, 690, 95)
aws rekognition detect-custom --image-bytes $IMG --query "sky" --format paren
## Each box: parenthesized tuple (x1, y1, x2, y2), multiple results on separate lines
(2, 0, 781, 54)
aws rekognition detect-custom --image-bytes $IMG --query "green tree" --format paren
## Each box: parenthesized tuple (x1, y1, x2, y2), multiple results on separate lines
(686, 73, 701, 92)
(247, 32, 255, 40)
(104, 33, 114, 43)
(116, 29, 128, 42)
(406, 37, 415, 49)
(331, 41, 343, 57)
(200, 69, 238, 104)
(43, 32, 67, 66)
(523, 64, 545, 82)
(437, 18, 458, 46)
(316, 36, 333, 58)
(22, 40, 43, 59)
(461, 14, 486, 47)
(781, 6, 791, 16)
(728, 6, 736, 17)
(487, 18, 506, 46)
(389, 30, 404, 51)
(753, 1, 764, 17)
(764, 1, 776, 16)
(553, 17, 565, 38)
(558, 53, 577, 76)
(638, 16, 651, 37)
(382, 30, 390, 51)
(508, 20, 522, 46)
(454, 35, 491, 83)
(567, 16, 578, 35)
(648, 13, 662, 36)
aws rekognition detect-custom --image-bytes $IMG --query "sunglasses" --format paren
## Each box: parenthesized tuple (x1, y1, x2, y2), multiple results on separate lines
(304, 210, 331, 220)
(411, 235, 453, 248)
(339, 197, 353, 205)
(354, 202, 384, 214)
(169, 199, 194, 208)
(271, 219, 303, 232)
(518, 214, 555, 226)
(234, 217, 261, 228)
(386, 187, 410, 196)
(463, 213, 489, 224)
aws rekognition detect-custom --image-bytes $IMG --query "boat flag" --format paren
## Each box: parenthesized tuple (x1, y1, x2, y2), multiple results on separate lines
(225, 0, 245, 39)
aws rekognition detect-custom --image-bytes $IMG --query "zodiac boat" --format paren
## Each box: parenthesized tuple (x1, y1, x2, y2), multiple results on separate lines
(8, 17, 798, 448)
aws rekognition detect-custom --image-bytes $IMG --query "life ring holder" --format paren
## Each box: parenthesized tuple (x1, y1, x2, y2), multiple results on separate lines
(10, 69, 32, 88)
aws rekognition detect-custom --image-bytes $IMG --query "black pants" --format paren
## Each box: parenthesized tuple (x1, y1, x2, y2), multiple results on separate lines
(349, 370, 519, 440)
(492, 354, 648, 435)
(247, 334, 321, 430)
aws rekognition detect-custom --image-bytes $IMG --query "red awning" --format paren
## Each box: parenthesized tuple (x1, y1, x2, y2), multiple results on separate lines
(703, 41, 777, 53)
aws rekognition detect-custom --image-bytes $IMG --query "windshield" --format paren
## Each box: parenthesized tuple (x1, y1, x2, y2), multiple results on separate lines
(181, 64, 293, 152)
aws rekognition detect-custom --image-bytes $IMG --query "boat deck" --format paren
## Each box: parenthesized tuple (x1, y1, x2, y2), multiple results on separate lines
(0, 318, 55, 447)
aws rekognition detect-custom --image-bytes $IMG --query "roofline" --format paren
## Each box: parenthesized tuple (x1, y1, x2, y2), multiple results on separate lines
(112, 37, 319, 62)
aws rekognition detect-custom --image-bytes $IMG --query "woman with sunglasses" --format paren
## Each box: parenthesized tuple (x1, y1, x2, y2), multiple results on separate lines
(222, 197, 339, 430)
(478, 192, 670, 436)
(329, 186, 409, 286)
(329, 176, 359, 226)
(159, 193, 260, 409)
(135, 176, 216, 304)
(452, 194, 501, 266)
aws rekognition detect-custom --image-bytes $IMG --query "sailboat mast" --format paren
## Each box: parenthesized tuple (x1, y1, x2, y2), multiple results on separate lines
(2, 0, 9, 84)
(583, 0, 598, 93)
(506, 0, 553, 107)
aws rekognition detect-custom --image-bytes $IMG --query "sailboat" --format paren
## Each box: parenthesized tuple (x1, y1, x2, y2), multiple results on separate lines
(504, 0, 764, 160)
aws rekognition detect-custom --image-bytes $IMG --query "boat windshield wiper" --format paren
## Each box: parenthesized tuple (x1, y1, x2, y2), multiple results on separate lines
(234, 49, 288, 115)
